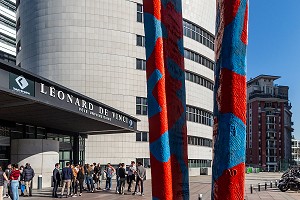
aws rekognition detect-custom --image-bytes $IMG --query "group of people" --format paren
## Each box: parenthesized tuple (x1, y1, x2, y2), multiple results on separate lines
(52, 161, 146, 198)
(0, 163, 35, 200)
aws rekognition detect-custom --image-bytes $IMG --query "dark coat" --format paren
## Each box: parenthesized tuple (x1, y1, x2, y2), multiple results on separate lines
(23, 166, 35, 181)
(53, 168, 61, 182)
(61, 167, 72, 180)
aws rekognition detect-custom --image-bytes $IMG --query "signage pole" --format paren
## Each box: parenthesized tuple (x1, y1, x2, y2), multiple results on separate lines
(212, 0, 249, 200)
(143, 0, 189, 199)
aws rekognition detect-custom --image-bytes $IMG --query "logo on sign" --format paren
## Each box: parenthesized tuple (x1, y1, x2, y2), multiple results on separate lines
(15, 76, 29, 89)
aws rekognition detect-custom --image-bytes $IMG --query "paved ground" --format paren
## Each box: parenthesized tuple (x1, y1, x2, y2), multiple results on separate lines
(20, 173, 300, 199)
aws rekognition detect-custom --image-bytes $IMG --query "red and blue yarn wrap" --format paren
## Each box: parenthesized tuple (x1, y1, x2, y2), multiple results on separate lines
(143, 0, 189, 199)
(212, 0, 248, 200)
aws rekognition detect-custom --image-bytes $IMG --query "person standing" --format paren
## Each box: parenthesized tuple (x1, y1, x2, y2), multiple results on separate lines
(52, 163, 61, 198)
(19, 166, 25, 196)
(9, 164, 20, 200)
(93, 163, 102, 190)
(133, 162, 146, 196)
(115, 163, 121, 194)
(86, 164, 94, 192)
(60, 162, 72, 198)
(127, 161, 136, 192)
(76, 165, 85, 197)
(104, 163, 115, 190)
(0, 166, 9, 200)
(118, 163, 126, 195)
(23, 163, 34, 197)
(4, 164, 12, 198)
(71, 165, 79, 197)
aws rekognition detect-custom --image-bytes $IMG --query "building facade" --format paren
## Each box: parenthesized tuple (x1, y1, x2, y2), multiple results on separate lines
(292, 138, 300, 165)
(0, 0, 16, 63)
(246, 75, 293, 171)
(16, 0, 215, 175)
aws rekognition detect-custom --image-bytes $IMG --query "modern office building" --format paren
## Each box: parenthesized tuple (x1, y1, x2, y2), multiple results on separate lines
(246, 75, 293, 171)
(0, 0, 16, 63)
(16, 0, 215, 175)
(292, 138, 300, 165)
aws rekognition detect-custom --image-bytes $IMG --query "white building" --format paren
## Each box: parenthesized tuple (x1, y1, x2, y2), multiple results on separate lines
(292, 138, 300, 165)
(0, 0, 16, 63)
(16, 0, 215, 176)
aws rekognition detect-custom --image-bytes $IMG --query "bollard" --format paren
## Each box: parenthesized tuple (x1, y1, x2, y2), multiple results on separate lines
(270, 181, 272, 188)
(38, 175, 42, 190)
(258, 183, 261, 192)
(275, 180, 278, 187)
(265, 182, 267, 190)
(198, 194, 203, 200)
(250, 184, 253, 194)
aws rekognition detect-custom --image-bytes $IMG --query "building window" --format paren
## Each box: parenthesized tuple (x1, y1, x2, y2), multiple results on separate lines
(137, 3, 143, 23)
(188, 159, 212, 168)
(136, 97, 148, 115)
(0, 32, 16, 47)
(183, 19, 215, 50)
(188, 136, 212, 147)
(0, 50, 15, 63)
(136, 132, 149, 142)
(184, 48, 214, 71)
(186, 105, 213, 127)
(136, 58, 146, 70)
(0, 0, 16, 12)
(136, 35, 145, 47)
(185, 71, 214, 91)
(0, 13, 16, 30)
(136, 158, 150, 168)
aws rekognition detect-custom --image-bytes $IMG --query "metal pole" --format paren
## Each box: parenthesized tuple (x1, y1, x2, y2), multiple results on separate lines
(270, 181, 272, 188)
(211, 0, 249, 199)
(265, 182, 267, 190)
(250, 184, 253, 194)
(275, 180, 278, 187)
(258, 183, 260, 192)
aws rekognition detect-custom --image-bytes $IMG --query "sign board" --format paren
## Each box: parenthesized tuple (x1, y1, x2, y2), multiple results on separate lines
(9, 73, 35, 97)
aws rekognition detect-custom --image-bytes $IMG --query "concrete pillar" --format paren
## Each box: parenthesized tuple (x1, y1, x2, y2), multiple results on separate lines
(11, 139, 59, 188)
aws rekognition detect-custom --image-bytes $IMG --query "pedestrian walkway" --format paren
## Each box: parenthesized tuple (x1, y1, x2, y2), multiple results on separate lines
(27, 173, 300, 199)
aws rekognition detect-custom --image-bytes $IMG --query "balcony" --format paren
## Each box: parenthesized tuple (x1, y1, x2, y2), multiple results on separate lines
(249, 91, 288, 100)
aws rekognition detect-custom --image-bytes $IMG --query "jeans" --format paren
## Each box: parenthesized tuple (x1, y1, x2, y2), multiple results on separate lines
(11, 180, 19, 200)
(105, 177, 112, 189)
(86, 176, 94, 191)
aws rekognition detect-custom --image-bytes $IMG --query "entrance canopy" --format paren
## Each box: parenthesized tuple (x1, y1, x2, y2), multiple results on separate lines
(0, 61, 138, 134)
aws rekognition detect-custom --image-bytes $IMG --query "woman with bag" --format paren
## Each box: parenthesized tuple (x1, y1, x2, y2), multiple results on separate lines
(77, 165, 85, 196)
(9, 164, 20, 200)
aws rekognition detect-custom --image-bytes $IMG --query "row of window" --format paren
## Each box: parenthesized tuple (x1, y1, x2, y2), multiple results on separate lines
(188, 135, 212, 147)
(136, 36, 215, 72)
(0, 0, 16, 12)
(185, 71, 214, 91)
(136, 4, 215, 51)
(0, 13, 16, 29)
(186, 105, 213, 127)
(183, 20, 215, 50)
(0, 32, 15, 47)
(136, 59, 214, 91)
(0, 50, 15, 63)
(188, 159, 212, 168)
(136, 97, 213, 127)
(184, 48, 214, 71)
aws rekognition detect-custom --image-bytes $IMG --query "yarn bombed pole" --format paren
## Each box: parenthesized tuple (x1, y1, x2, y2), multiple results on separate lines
(143, 0, 189, 199)
(212, 0, 248, 200)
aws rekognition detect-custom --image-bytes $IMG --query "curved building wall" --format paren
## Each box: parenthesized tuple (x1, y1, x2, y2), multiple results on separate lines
(16, 0, 215, 175)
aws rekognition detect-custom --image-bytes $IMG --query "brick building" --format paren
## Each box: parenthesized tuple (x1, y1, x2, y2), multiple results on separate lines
(246, 75, 293, 171)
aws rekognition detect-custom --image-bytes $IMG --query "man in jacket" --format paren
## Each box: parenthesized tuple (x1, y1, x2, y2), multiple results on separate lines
(61, 162, 72, 198)
(23, 163, 35, 197)
(133, 162, 146, 196)
(127, 161, 136, 192)
(52, 163, 61, 198)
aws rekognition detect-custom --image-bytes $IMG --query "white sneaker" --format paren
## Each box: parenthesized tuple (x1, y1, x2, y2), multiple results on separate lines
(79, 193, 82, 196)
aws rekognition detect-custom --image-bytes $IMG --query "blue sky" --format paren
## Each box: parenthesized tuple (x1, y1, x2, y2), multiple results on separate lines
(247, 1, 300, 138)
